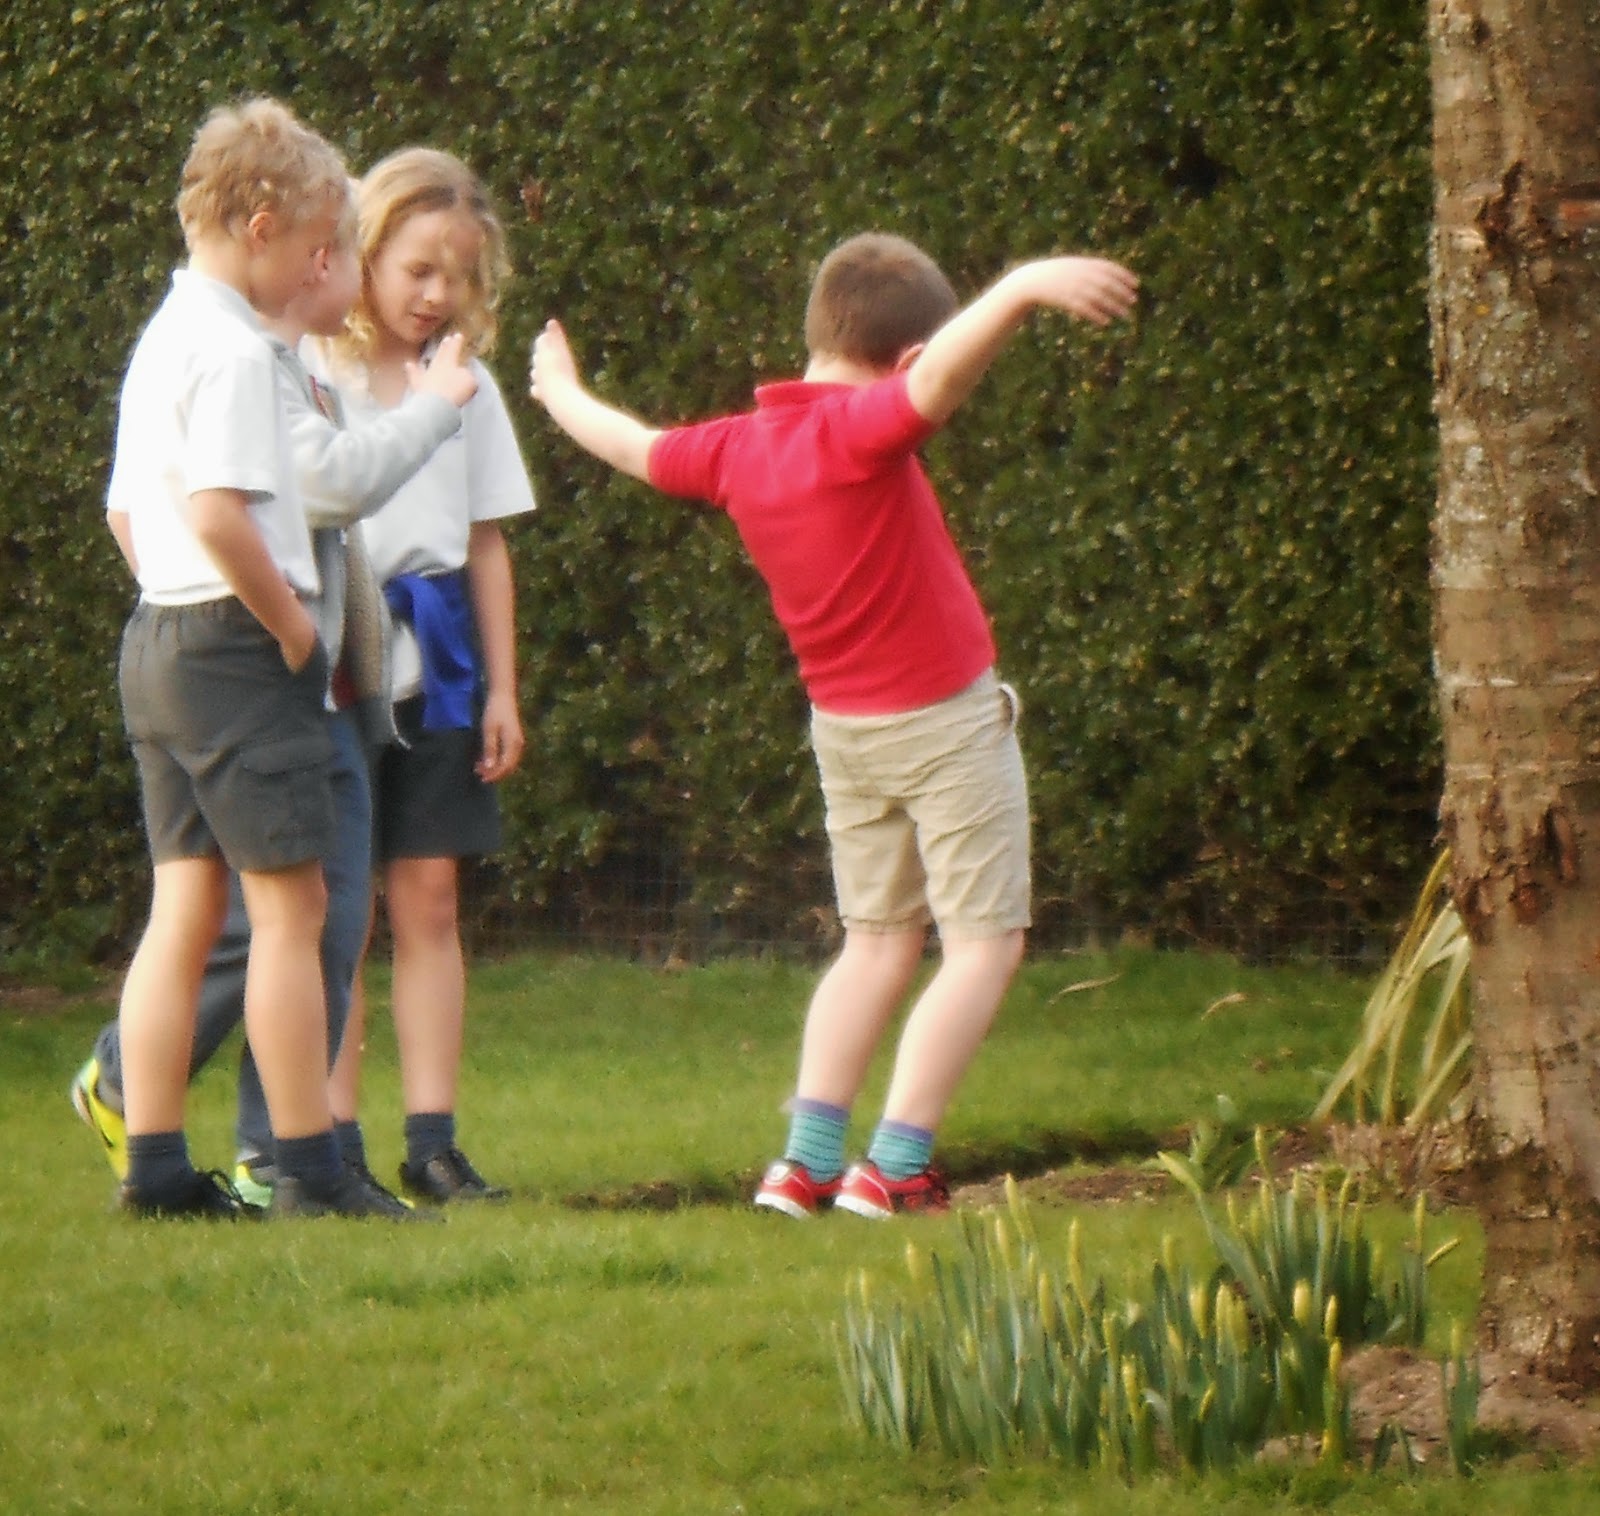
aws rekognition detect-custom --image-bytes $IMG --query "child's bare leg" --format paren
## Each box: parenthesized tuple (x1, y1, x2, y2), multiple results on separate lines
(754, 925, 927, 1202)
(385, 855, 465, 1116)
(384, 854, 505, 1200)
(120, 856, 230, 1135)
(878, 928, 1024, 1131)
(795, 925, 927, 1105)
(238, 860, 330, 1138)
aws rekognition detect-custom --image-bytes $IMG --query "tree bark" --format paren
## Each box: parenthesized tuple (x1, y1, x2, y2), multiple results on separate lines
(1431, 0, 1600, 1382)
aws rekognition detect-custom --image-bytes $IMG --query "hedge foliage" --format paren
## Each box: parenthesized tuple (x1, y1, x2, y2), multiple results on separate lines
(0, 0, 1437, 958)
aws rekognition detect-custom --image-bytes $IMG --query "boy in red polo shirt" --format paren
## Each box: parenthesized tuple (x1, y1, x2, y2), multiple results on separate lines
(530, 234, 1138, 1216)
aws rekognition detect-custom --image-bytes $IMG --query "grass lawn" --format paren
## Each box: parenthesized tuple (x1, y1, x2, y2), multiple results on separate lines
(3, 947, 1598, 1513)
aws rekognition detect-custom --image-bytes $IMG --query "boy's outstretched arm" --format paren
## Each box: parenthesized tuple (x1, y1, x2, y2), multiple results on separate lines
(905, 256, 1140, 427)
(529, 319, 661, 483)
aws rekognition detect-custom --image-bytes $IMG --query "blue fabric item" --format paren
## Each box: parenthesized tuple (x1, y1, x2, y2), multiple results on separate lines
(383, 570, 478, 731)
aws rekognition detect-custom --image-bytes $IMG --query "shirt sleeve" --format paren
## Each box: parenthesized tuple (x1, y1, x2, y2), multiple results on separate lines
(182, 344, 282, 499)
(464, 363, 537, 523)
(290, 384, 462, 529)
(648, 413, 747, 503)
(830, 373, 941, 470)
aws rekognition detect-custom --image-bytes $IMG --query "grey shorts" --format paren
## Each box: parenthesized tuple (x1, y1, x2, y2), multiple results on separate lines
(119, 598, 334, 872)
(810, 669, 1032, 939)
(372, 694, 502, 863)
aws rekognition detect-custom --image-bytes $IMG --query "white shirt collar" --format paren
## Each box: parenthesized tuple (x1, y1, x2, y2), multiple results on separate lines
(170, 267, 267, 335)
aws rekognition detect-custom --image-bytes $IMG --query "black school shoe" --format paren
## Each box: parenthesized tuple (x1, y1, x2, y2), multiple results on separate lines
(398, 1145, 510, 1204)
(117, 1168, 264, 1220)
(346, 1157, 424, 1218)
(269, 1164, 438, 1221)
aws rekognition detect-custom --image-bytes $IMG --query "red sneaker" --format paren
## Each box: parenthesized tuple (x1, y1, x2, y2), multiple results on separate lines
(752, 1160, 842, 1219)
(834, 1160, 950, 1218)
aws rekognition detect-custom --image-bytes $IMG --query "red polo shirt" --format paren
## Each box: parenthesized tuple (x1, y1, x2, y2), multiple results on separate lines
(647, 372, 995, 715)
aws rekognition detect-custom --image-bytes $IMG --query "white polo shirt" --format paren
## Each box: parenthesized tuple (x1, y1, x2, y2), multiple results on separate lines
(311, 348, 536, 701)
(106, 270, 317, 605)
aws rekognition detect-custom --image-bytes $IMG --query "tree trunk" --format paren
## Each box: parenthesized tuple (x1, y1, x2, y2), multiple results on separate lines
(1431, 0, 1600, 1382)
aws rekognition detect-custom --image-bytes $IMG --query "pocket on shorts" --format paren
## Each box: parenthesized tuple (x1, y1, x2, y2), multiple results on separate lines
(233, 731, 335, 861)
(240, 732, 334, 797)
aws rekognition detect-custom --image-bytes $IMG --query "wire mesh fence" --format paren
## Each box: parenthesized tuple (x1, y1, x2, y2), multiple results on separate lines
(438, 850, 1405, 974)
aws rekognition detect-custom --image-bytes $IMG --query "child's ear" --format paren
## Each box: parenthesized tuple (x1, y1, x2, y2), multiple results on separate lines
(242, 208, 279, 249)
(893, 342, 926, 372)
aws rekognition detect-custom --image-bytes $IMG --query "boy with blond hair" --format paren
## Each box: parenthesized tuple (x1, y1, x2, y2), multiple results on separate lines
(531, 232, 1138, 1217)
(105, 97, 363, 1217)
(80, 188, 478, 1218)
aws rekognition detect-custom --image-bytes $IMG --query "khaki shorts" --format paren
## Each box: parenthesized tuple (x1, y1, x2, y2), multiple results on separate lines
(810, 670, 1031, 939)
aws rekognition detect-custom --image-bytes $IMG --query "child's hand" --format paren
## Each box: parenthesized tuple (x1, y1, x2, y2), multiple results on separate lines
(278, 608, 322, 674)
(407, 332, 478, 407)
(476, 688, 524, 783)
(526, 318, 661, 480)
(1020, 257, 1140, 327)
(528, 319, 579, 408)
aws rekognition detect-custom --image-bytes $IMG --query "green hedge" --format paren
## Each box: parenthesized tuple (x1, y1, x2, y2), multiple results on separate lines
(0, 0, 1437, 959)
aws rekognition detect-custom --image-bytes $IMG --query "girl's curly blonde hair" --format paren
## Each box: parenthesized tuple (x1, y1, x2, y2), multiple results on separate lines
(335, 147, 509, 363)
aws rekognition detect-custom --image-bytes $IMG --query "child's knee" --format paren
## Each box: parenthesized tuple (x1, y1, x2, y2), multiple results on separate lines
(386, 864, 461, 942)
(947, 927, 1025, 976)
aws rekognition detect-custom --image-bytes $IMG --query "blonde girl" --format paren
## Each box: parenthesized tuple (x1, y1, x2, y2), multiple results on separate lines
(315, 147, 535, 1203)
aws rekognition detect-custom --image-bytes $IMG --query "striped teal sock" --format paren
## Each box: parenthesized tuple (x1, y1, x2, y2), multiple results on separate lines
(783, 1099, 849, 1182)
(867, 1120, 934, 1180)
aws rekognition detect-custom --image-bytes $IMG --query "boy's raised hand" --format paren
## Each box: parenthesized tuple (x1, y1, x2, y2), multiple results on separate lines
(907, 252, 1141, 426)
(407, 331, 478, 407)
(528, 318, 579, 407)
(1019, 256, 1140, 327)
(526, 318, 662, 482)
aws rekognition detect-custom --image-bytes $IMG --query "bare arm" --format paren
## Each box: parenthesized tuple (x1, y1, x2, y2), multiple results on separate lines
(186, 488, 319, 670)
(465, 519, 524, 783)
(528, 320, 661, 483)
(107, 509, 138, 574)
(905, 256, 1140, 427)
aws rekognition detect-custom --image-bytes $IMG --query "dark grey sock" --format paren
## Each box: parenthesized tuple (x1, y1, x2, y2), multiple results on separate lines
(404, 1112, 454, 1167)
(336, 1120, 367, 1169)
(126, 1131, 192, 1195)
(274, 1129, 344, 1194)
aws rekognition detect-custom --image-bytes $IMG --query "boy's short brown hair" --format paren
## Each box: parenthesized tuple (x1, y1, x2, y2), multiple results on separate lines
(176, 97, 348, 246)
(804, 233, 958, 368)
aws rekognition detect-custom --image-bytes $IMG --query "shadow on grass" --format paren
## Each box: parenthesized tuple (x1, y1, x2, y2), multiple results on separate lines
(557, 1123, 1232, 1212)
